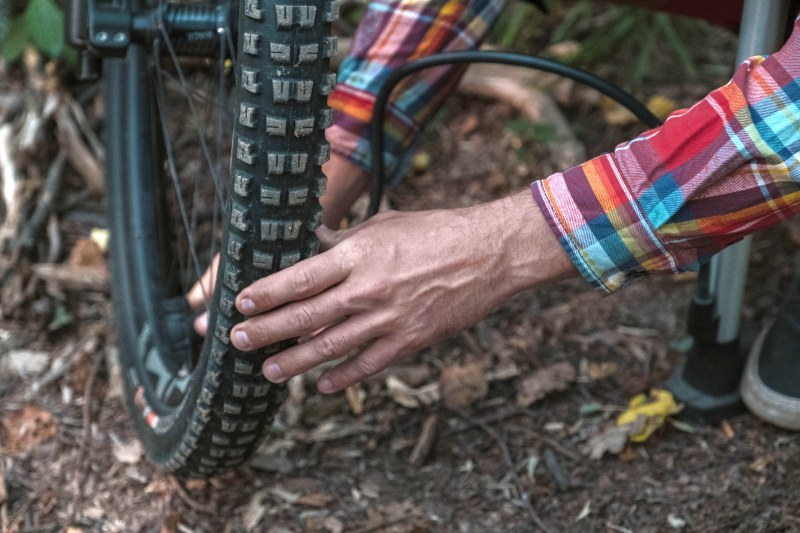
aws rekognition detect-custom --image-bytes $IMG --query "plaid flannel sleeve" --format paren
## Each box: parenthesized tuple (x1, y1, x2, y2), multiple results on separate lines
(531, 18, 800, 294)
(326, 0, 506, 175)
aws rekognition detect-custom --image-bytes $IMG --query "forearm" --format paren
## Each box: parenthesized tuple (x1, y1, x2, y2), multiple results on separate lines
(230, 188, 576, 391)
(533, 16, 800, 294)
(468, 190, 577, 299)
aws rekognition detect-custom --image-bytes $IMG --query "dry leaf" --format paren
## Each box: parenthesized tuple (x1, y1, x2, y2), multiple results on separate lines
(0, 469, 7, 504)
(269, 485, 300, 504)
(601, 97, 637, 126)
(31, 263, 110, 292)
(1, 350, 50, 378)
(160, 512, 181, 533)
(749, 455, 773, 473)
(584, 389, 683, 459)
(184, 479, 207, 491)
(412, 151, 431, 172)
(345, 384, 365, 416)
(440, 360, 488, 410)
(485, 362, 521, 381)
(322, 517, 344, 533)
(358, 500, 429, 532)
(547, 40, 581, 60)
(721, 420, 735, 440)
(582, 416, 647, 460)
(144, 477, 172, 495)
(112, 439, 143, 465)
(646, 95, 678, 121)
(242, 489, 269, 531)
(1, 406, 57, 453)
(667, 514, 687, 530)
(586, 361, 618, 382)
(366, 364, 432, 387)
(616, 389, 682, 442)
(68, 238, 106, 267)
(458, 114, 480, 136)
(515, 362, 576, 407)
(296, 492, 334, 508)
(385, 375, 439, 409)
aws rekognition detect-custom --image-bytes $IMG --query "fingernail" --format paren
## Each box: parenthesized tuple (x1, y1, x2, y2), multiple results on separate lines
(318, 378, 334, 393)
(234, 329, 250, 348)
(263, 361, 283, 382)
(239, 298, 256, 314)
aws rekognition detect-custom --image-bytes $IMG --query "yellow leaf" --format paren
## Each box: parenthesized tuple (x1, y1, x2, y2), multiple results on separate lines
(646, 95, 678, 121)
(601, 97, 636, 126)
(615, 389, 682, 443)
(412, 151, 431, 173)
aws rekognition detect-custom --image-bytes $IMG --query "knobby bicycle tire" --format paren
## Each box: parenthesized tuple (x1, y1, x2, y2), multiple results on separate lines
(104, 0, 337, 476)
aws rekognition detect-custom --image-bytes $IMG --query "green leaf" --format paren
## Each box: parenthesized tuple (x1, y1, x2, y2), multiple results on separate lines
(656, 13, 697, 79)
(2, 16, 31, 63)
(26, 0, 64, 58)
(48, 302, 73, 332)
(579, 402, 606, 416)
(667, 418, 697, 434)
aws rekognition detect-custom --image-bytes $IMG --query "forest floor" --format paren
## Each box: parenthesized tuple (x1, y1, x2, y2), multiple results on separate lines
(2, 6, 800, 533)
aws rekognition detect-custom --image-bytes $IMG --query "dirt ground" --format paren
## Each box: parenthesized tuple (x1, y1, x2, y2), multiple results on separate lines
(2, 8, 800, 533)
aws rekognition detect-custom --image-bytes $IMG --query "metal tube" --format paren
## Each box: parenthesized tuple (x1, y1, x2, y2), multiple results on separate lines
(705, 0, 789, 344)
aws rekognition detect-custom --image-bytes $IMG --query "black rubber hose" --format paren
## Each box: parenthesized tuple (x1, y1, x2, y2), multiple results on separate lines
(367, 50, 663, 217)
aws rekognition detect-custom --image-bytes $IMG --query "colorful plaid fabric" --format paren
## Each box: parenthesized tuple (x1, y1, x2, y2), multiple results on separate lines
(327, 0, 506, 175)
(532, 18, 800, 294)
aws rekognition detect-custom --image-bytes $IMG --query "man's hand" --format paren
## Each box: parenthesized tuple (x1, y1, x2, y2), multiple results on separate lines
(229, 191, 575, 393)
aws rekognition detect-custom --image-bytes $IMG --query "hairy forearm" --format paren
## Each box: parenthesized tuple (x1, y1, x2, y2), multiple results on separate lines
(470, 190, 577, 300)
(229, 187, 578, 392)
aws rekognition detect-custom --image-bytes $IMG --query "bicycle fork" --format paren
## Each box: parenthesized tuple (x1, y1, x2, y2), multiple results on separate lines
(65, 0, 236, 80)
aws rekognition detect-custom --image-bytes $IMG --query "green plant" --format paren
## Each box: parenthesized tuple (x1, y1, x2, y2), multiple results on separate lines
(2, 0, 73, 63)
(549, 1, 703, 85)
(486, 0, 558, 53)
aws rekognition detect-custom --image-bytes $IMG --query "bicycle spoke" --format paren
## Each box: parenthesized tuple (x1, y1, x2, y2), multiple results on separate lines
(156, 9, 226, 210)
(152, 40, 211, 309)
(161, 71, 232, 118)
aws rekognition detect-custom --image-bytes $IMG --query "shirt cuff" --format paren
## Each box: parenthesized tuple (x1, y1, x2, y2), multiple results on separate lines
(531, 153, 679, 295)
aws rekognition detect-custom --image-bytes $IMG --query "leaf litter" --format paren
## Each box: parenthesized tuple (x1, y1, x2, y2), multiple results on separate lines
(3, 23, 799, 531)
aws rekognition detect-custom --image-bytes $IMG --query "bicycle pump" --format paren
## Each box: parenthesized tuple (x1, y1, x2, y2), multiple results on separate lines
(665, 0, 791, 423)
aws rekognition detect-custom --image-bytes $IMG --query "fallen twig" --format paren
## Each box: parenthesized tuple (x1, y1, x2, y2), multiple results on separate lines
(55, 107, 103, 195)
(409, 414, 438, 467)
(170, 478, 210, 514)
(352, 516, 411, 533)
(26, 333, 100, 399)
(542, 448, 571, 490)
(17, 151, 66, 252)
(69, 349, 104, 523)
(45, 216, 60, 263)
(30, 263, 109, 292)
(453, 408, 555, 533)
(64, 96, 104, 163)
(0, 124, 21, 250)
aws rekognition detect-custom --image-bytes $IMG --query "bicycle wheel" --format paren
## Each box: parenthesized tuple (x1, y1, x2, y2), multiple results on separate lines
(104, 0, 337, 476)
